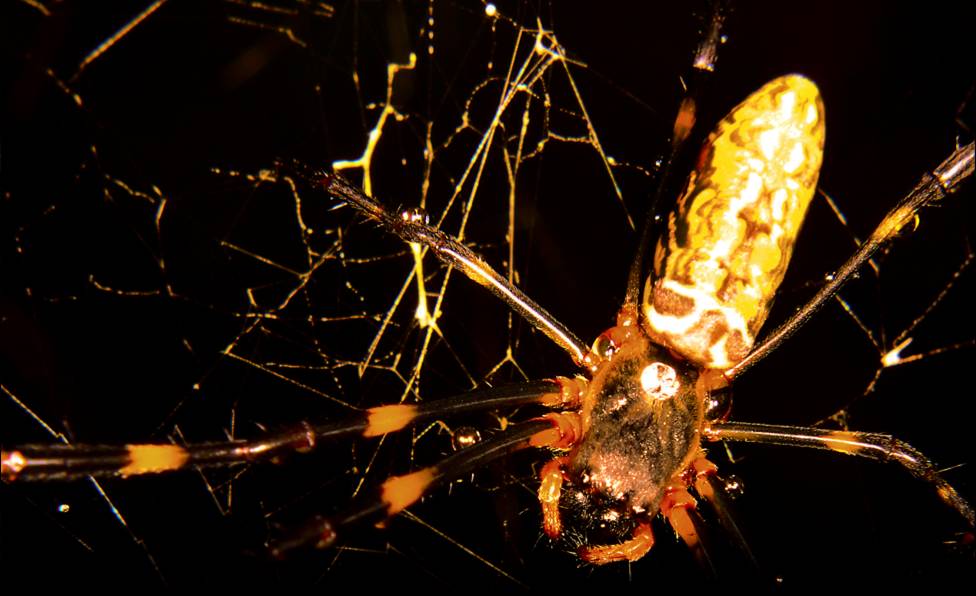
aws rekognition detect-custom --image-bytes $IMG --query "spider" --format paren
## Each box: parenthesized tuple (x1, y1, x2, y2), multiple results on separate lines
(1, 0, 976, 588)
(4, 70, 974, 567)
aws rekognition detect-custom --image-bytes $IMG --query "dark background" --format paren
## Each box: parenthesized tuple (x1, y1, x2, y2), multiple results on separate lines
(3, 0, 974, 590)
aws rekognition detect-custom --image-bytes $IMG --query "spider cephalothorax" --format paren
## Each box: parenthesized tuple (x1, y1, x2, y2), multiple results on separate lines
(574, 333, 705, 511)
(546, 324, 708, 557)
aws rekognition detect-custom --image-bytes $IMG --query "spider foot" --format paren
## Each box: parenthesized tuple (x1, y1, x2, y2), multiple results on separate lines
(578, 522, 655, 564)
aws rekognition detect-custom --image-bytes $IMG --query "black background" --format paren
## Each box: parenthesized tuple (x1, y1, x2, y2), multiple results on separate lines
(3, 0, 974, 590)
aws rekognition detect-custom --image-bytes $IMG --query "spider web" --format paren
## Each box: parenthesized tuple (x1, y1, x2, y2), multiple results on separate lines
(2, 0, 974, 589)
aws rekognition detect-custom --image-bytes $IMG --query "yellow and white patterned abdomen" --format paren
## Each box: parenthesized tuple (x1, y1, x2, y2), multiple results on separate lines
(643, 75, 825, 369)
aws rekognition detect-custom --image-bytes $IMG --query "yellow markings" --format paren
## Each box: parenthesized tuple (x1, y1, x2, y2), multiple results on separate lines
(871, 205, 915, 243)
(381, 468, 435, 516)
(822, 430, 865, 456)
(644, 75, 826, 369)
(121, 444, 190, 477)
(363, 404, 418, 438)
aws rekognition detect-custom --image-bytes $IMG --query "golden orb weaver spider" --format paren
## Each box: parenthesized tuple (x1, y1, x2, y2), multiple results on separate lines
(1, 0, 976, 588)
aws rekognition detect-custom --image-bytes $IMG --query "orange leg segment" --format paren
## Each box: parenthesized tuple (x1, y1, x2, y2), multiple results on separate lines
(579, 522, 655, 565)
(538, 456, 570, 538)
(661, 486, 700, 549)
(691, 455, 719, 501)
(532, 412, 584, 539)
(528, 412, 583, 450)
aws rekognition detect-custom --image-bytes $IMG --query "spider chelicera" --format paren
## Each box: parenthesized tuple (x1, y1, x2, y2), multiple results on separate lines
(4, 72, 974, 573)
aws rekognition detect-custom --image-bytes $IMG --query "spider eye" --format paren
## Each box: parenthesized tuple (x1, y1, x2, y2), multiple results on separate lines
(639, 362, 679, 401)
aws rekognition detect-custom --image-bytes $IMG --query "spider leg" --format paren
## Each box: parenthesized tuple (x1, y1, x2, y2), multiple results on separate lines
(659, 482, 736, 577)
(277, 162, 590, 365)
(2, 378, 585, 482)
(624, 0, 727, 307)
(270, 414, 582, 556)
(532, 410, 587, 540)
(578, 522, 655, 565)
(727, 141, 974, 381)
(704, 421, 975, 527)
(536, 410, 666, 566)
(576, 457, 759, 571)
(692, 458, 759, 570)
(538, 455, 571, 538)
(660, 485, 701, 548)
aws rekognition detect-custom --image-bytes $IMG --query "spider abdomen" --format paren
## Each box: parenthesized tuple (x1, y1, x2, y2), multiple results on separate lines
(643, 75, 826, 369)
